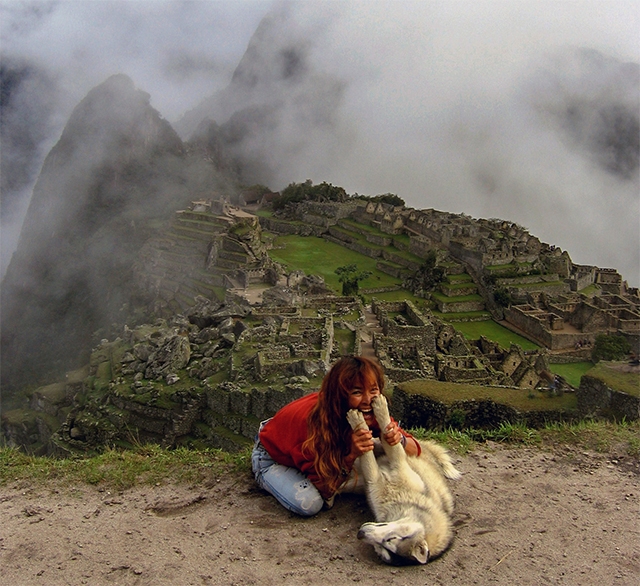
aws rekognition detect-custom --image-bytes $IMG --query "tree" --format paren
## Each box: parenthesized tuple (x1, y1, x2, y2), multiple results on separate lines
(272, 180, 348, 210)
(403, 250, 444, 294)
(335, 264, 372, 296)
(374, 193, 405, 207)
(356, 192, 406, 207)
(493, 287, 512, 308)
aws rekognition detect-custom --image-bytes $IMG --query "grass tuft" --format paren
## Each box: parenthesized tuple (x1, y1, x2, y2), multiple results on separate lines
(0, 444, 253, 490)
(411, 419, 639, 457)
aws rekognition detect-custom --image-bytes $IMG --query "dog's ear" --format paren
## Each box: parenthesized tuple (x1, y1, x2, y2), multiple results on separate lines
(373, 544, 392, 564)
(410, 540, 429, 564)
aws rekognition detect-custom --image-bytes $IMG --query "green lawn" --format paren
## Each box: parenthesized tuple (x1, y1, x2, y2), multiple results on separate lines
(450, 320, 540, 351)
(268, 235, 401, 292)
(549, 362, 595, 388)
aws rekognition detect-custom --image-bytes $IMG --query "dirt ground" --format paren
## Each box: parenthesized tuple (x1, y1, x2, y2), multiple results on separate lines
(1, 443, 638, 586)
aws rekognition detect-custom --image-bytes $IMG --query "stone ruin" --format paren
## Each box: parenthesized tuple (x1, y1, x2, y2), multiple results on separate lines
(370, 299, 547, 390)
(3, 195, 638, 454)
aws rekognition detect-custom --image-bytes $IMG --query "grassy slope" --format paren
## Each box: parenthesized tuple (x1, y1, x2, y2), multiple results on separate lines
(587, 363, 640, 397)
(398, 379, 577, 412)
(452, 320, 540, 350)
(549, 362, 595, 388)
(268, 234, 401, 292)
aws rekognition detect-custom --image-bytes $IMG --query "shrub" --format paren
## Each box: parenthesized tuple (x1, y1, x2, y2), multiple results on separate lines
(592, 334, 631, 362)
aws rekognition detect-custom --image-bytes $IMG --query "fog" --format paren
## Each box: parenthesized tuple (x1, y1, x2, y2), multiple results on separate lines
(1, 0, 638, 285)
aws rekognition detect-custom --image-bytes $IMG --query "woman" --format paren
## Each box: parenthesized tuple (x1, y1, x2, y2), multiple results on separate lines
(251, 355, 421, 516)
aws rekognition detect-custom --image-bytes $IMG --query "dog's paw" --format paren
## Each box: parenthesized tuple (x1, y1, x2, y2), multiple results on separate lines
(347, 409, 368, 431)
(371, 395, 390, 424)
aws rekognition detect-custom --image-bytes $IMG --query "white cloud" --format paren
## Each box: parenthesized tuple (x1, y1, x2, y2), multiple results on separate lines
(1, 0, 638, 285)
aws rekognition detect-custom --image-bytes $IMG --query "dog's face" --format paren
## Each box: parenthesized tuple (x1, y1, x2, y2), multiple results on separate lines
(357, 521, 429, 565)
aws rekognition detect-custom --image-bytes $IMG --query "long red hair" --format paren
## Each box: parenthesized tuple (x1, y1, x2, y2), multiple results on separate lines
(302, 356, 385, 495)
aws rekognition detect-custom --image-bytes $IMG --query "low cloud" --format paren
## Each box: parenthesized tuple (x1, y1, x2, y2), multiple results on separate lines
(1, 0, 638, 284)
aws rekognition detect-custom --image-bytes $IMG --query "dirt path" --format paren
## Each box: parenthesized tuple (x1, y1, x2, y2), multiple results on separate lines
(1, 444, 638, 586)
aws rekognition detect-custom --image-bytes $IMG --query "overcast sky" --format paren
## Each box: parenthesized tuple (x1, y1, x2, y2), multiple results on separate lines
(1, 0, 638, 285)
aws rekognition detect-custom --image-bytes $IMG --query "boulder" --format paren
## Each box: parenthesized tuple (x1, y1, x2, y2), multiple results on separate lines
(144, 335, 191, 379)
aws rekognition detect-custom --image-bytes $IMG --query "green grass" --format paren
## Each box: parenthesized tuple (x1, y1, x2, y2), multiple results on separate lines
(2, 419, 636, 487)
(433, 310, 492, 321)
(268, 235, 401, 292)
(411, 419, 640, 457)
(587, 362, 640, 396)
(450, 320, 540, 350)
(446, 274, 473, 283)
(578, 284, 600, 296)
(333, 327, 356, 355)
(366, 289, 428, 305)
(549, 362, 595, 388)
(0, 444, 253, 490)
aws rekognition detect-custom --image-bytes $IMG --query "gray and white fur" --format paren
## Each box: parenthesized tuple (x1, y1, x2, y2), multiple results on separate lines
(346, 395, 461, 565)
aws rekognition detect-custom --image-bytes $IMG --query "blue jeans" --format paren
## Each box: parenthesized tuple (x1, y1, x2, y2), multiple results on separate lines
(251, 440, 324, 517)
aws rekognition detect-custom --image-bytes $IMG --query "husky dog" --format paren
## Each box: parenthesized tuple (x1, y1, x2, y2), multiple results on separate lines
(346, 395, 460, 565)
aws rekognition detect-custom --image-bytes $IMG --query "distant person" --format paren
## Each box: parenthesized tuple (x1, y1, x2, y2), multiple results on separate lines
(251, 355, 420, 516)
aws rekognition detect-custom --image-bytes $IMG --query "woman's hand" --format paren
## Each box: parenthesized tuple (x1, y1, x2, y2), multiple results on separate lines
(350, 428, 375, 457)
(384, 423, 403, 446)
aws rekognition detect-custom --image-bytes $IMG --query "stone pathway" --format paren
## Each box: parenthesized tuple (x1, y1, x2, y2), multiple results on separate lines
(360, 305, 382, 360)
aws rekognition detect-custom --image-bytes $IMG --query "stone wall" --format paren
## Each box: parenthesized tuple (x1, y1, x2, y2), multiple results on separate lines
(381, 250, 422, 270)
(323, 235, 383, 259)
(504, 306, 584, 350)
(577, 375, 639, 421)
(257, 217, 326, 237)
(436, 299, 486, 313)
(375, 261, 406, 279)
(389, 386, 574, 431)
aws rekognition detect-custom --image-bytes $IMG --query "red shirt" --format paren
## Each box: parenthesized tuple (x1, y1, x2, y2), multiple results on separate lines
(258, 391, 413, 499)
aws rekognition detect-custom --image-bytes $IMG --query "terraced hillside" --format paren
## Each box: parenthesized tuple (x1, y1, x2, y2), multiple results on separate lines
(135, 203, 274, 315)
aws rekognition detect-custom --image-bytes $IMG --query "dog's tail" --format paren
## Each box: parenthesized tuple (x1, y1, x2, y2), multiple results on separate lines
(418, 440, 462, 480)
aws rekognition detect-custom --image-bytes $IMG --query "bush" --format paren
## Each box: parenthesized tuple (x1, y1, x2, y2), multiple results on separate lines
(355, 193, 406, 207)
(592, 334, 631, 362)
